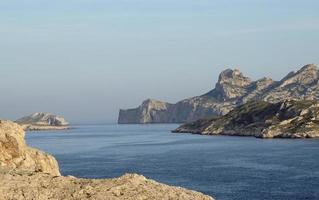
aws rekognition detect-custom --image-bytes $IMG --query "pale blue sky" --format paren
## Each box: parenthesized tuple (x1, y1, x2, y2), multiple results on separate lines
(0, 0, 318, 123)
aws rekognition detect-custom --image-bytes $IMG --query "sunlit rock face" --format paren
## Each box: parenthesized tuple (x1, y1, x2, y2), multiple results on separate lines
(119, 64, 319, 124)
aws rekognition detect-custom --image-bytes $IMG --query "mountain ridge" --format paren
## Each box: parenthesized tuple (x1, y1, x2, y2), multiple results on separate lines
(118, 64, 319, 124)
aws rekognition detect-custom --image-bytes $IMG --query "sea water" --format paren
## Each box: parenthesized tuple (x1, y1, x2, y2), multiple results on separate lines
(26, 124, 319, 200)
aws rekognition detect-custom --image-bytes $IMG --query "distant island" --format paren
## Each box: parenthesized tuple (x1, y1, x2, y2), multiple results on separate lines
(173, 100, 319, 139)
(119, 64, 319, 124)
(15, 112, 70, 131)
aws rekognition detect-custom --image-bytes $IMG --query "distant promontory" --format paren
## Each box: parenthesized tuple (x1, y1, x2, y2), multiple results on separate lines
(119, 64, 319, 124)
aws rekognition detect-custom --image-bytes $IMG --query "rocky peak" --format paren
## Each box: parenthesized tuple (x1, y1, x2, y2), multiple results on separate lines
(280, 64, 319, 87)
(214, 69, 252, 100)
(217, 69, 252, 86)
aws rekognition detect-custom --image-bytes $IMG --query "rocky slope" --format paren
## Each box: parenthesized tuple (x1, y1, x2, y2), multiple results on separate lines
(0, 120, 60, 175)
(173, 100, 319, 139)
(0, 120, 214, 200)
(16, 112, 70, 131)
(119, 64, 319, 124)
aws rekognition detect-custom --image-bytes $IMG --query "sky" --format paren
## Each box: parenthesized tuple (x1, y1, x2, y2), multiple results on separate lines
(0, 0, 319, 123)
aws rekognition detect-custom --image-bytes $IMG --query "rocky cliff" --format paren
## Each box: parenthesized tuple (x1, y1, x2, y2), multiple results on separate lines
(119, 64, 319, 124)
(173, 100, 319, 139)
(16, 112, 70, 131)
(0, 120, 214, 200)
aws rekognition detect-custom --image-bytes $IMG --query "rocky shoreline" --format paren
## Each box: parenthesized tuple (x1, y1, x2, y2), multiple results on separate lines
(19, 124, 70, 131)
(173, 100, 319, 139)
(0, 120, 214, 200)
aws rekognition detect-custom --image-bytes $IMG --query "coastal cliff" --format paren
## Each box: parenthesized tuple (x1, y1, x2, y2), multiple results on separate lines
(0, 120, 214, 200)
(16, 112, 70, 131)
(173, 100, 319, 139)
(119, 64, 319, 124)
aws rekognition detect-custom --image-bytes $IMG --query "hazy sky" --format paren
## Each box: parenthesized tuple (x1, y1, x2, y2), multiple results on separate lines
(1, 0, 318, 123)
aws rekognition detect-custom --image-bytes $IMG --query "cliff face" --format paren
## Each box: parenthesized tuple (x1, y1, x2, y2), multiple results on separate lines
(0, 120, 214, 200)
(118, 99, 174, 123)
(173, 100, 319, 139)
(119, 64, 319, 124)
(16, 112, 70, 131)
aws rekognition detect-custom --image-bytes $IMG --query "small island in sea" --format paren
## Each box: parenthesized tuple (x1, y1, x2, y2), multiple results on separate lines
(173, 100, 319, 139)
(15, 112, 70, 131)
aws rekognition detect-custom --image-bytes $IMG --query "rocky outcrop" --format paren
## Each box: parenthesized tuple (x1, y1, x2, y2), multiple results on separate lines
(119, 64, 319, 124)
(0, 120, 60, 175)
(0, 120, 214, 200)
(0, 170, 213, 200)
(16, 112, 70, 131)
(173, 100, 319, 139)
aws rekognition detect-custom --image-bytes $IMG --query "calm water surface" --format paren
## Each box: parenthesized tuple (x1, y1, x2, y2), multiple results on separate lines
(26, 124, 319, 200)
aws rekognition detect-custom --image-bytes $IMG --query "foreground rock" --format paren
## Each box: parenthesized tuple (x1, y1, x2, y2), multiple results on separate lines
(0, 120, 214, 200)
(0, 120, 60, 175)
(16, 112, 70, 131)
(0, 170, 213, 200)
(173, 100, 319, 139)
(119, 64, 319, 124)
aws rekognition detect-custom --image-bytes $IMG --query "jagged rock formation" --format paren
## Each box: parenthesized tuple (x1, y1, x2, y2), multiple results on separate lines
(0, 120, 214, 200)
(0, 120, 60, 175)
(173, 100, 319, 139)
(119, 64, 319, 124)
(16, 112, 70, 131)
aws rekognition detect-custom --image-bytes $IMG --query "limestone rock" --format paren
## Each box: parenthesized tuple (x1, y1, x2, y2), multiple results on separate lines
(0, 170, 213, 200)
(16, 112, 69, 131)
(0, 120, 60, 175)
(173, 100, 319, 139)
(118, 99, 174, 123)
(212, 68, 252, 101)
(119, 64, 319, 124)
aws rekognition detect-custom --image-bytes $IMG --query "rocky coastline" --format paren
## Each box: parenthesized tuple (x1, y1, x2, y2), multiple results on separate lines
(173, 100, 319, 139)
(0, 120, 214, 200)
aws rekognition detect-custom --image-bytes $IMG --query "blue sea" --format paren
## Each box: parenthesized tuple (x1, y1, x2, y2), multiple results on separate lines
(26, 124, 319, 200)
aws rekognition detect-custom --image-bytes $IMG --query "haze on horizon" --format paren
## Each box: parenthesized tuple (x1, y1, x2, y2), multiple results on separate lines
(0, 0, 318, 123)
